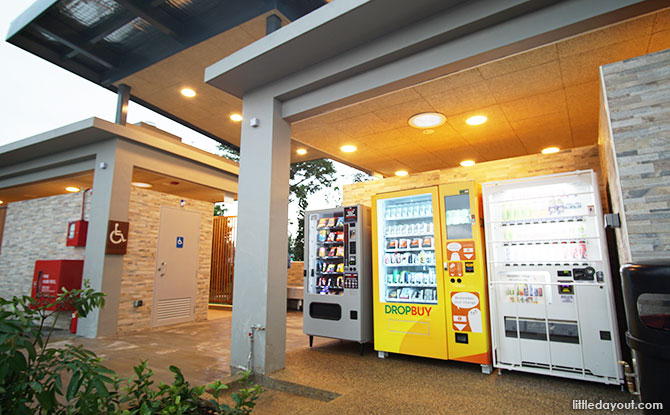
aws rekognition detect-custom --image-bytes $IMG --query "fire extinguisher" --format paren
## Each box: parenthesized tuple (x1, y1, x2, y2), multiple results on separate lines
(70, 311, 78, 334)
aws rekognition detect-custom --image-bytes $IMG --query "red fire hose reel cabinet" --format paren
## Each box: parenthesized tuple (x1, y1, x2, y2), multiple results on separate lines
(31, 260, 84, 310)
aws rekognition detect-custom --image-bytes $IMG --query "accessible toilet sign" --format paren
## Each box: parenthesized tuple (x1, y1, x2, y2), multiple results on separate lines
(176, 236, 184, 248)
(106, 220, 129, 255)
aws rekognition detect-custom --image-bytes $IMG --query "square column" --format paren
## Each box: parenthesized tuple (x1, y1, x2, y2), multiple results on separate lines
(231, 93, 290, 374)
(78, 140, 132, 337)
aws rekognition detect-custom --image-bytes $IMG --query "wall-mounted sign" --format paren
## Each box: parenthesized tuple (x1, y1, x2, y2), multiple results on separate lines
(106, 220, 129, 255)
(176, 236, 184, 248)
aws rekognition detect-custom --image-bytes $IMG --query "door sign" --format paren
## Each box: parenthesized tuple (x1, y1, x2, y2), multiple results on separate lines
(451, 291, 483, 333)
(106, 220, 129, 255)
(176, 236, 184, 248)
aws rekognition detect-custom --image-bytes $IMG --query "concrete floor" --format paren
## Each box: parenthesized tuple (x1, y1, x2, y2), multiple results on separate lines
(52, 309, 641, 415)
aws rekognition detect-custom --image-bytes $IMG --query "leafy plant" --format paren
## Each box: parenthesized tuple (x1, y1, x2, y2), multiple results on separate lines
(0, 283, 262, 415)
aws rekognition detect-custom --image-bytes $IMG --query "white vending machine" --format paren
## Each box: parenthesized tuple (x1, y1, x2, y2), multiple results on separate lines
(303, 205, 373, 353)
(482, 170, 623, 384)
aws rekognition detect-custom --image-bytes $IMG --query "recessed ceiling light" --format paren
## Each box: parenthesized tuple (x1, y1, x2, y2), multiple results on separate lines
(230, 113, 243, 122)
(180, 88, 196, 98)
(131, 182, 152, 188)
(340, 145, 357, 153)
(466, 115, 487, 125)
(0, 200, 3, 205)
(460, 160, 475, 167)
(541, 147, 560, 154)
(395, 170, 409, 177)
(296, 148, 308, 155)
(408, 112, 446, 129)
(65, 186, 80, 193)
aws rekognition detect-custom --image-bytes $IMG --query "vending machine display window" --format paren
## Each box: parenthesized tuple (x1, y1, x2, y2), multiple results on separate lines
(444, 194, 472, 240)
(376, 194, 438, 305)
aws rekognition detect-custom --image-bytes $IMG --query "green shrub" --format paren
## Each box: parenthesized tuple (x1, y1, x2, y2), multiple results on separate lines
(0, 282, 261, 415)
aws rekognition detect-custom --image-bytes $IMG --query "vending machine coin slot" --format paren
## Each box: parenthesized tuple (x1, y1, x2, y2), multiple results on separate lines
(465, 262, 474, 273)
(573, 267, 595, 281)
(558, 284, 574, 295)
(350, 310, 358, 320)
(455, 333, 469, 344)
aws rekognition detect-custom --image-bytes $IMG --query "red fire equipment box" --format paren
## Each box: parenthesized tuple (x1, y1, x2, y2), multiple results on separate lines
(66, 220, 88, 247)
(31, 260, 84, 310)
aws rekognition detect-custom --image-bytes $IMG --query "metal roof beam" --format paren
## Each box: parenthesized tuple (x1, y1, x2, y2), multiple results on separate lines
(13, 35, 101, 82)
(64, 10, 136, 60)
(32, 23, 116, 69)
(114, 0, 185, 41)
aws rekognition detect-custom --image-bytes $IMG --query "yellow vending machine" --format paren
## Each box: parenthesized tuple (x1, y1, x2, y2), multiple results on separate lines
(372, 182, 492, 373)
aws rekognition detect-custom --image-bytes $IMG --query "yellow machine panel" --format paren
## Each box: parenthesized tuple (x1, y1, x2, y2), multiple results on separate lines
(372, 187, 448, 360)
(438, 182, 492, 366)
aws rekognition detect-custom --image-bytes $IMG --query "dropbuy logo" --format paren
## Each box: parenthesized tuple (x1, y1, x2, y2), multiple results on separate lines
(385, 305, 432, 317)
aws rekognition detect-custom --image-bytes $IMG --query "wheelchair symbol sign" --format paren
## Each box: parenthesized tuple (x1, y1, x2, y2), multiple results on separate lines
(176, 236, 184, 248)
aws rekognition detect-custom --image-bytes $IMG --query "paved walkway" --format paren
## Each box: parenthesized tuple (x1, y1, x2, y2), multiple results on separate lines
(52, 309, 641, 414)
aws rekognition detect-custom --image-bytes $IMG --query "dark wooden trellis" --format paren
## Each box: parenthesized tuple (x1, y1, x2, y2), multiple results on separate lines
(209, 216, 236, 304)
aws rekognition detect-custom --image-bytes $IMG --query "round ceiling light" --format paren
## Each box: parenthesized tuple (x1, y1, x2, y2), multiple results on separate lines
(296, 148, 308, 155)
(408, 112, 446, 129)
(340, 145, 357, 153)
(466, 115, 487, 125)
(460, 160, 475, 167)
(395, 170, 409, 177)
(131, 182, 152, 188)
(0, 200, 3, 205)
(180, 88, 196, 98)
(541, 147, 560, 154)
(230, 113, 243, 122)
(65, 186, 81, 193)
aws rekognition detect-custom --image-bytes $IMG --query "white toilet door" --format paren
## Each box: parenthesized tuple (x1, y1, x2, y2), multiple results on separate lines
(151, 206, 201, 327)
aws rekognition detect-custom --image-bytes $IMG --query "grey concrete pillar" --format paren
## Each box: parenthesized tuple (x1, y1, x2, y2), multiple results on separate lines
(78, 140, 133, 337)
(230, 92, 290, 374)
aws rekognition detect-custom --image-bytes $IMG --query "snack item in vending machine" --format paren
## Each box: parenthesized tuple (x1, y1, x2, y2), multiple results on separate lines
(422, 237, 433, 248)
(411, 238, 421, 249)
(336, 263, 344, 273)
(399, 239, 409, 249)
(336, 246, 345, 257)
(328, 247, 337, 257)
(387, 239, 398, 250)
(326, 263, 336, 273)
(317, 218, 328, 228)
(327, 217, 336, 227)
(318, 247, 327, 257)
(336, 231, 344, 242)
(327, 232, 336, 242)
(318, 230, 327, 242)
(335, 216, 344, 227)
(321, 262, 328, 272)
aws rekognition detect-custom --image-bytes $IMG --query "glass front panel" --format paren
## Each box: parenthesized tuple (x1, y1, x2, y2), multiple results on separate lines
(309, 212, 345, 295)
(444, 194, 472, 240)
(377, 193, 437, 304)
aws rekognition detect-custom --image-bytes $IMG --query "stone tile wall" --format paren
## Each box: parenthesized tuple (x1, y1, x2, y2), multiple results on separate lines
(117, 188, 213, 334)
(287, 261, 304, 286)
(0, 192, 90, 299)
(600, 49, 670, 263)
(343, 145, 604, 208)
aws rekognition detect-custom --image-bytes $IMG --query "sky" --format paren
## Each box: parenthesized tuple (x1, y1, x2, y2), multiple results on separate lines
(0, 1, 367, 236)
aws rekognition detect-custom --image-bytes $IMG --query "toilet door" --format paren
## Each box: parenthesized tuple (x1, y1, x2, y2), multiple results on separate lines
(151, 206, 201, 327)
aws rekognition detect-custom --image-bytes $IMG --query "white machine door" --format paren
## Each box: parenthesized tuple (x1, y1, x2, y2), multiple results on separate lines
(151, 206, 201, 327)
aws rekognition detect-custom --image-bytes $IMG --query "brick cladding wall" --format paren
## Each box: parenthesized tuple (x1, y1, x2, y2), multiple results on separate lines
(287, 261, 304, 286)
(343, 145, 604, 208)
(0, 192, 90, 299)
(117, 188, 213, 334)
(600, 49, 670, 262)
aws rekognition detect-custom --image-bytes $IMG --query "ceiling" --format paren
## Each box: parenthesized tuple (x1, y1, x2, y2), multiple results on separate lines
(290, 8, 670, 177)
(7, 0, 326, 150)
(0, 167, 229, 205)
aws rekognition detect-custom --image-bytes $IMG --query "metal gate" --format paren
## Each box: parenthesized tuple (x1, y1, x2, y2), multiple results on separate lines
(209, 216, 236, 304)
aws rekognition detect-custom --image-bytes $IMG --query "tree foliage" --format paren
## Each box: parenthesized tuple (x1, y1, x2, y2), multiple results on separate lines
(289, 159, 337, 260)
